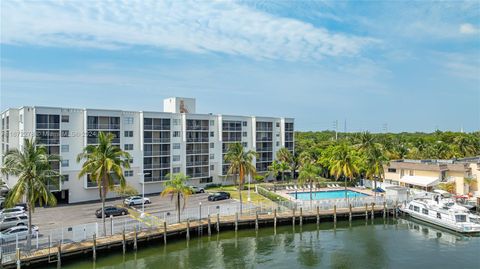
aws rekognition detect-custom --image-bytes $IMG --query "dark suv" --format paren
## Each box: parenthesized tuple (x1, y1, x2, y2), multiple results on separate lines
(95, 206, 129, 218)
(208, 192, 231, 201)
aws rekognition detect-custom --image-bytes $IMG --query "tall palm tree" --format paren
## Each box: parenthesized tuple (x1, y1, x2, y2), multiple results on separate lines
(297, 163, 320, 200)
(160, 173, 192, 223)
(224, 142, 257, 213)
(1, 139, 59, 249)
(279, 161, 291, 181)
(364, 145, 388, 196)
(267, 160, 281, 182)
(329, 143, 359, 197)
(77, 132, 131, 236)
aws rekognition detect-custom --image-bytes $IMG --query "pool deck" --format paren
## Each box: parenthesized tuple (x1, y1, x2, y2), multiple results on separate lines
(275, 187, 377, 202)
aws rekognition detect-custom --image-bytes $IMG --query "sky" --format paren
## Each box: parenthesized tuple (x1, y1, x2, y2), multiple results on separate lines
(0, 0, 479, 133)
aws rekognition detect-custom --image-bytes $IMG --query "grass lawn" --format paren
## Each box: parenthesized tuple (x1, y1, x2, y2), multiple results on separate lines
(206, 184, 271, 204)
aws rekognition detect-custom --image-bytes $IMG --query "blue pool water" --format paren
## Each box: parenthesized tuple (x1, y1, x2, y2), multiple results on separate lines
(288, 190, 368, 200)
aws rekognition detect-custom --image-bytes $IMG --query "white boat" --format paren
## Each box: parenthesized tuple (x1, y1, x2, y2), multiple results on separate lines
(401, 197, 480, 233)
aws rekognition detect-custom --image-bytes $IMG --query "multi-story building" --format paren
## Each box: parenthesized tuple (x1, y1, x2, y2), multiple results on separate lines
(384, 157, 479, 195)
(0, 97, 294, 203)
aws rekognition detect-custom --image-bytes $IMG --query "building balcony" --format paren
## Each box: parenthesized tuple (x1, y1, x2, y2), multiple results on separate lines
(186, 149, 209, 155)
(36, 123, 60, 129)
(144, 151, 171, 156)
(186, 161, 209, 167)
(186, 126, 209, 131)
(187, 138, 209, 143)
(256, 147, 272, 152)
(144, 125, 171, 130)
(144, 138, 171, 143)
(87, 124, 120, 130)
(143, 163, 171, 169)
(187, 172, 210, 178)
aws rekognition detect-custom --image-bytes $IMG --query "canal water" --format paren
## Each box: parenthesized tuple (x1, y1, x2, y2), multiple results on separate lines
(41, 218, 480, 269)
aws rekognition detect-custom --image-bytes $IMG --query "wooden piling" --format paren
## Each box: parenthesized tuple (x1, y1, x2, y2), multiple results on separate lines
(292, 208, 296, 228)
(255, 211, 259, 231)
(371, 203, 375, 220)
(235, 212, 239, 231)
(133, 227, 138, 251)
(207, 215, 212, 236)
(273, 209, 277, 232)
(15, 248, 20, 269)
(349, 204, 352, 222)
(122, 229, 126, 255)
(163, 221, 167, 245)
(316, 206, 320, 225)
(92, 233, 97, 262)
(186, 219, 190, 240)
(395, 201, 398, 218)
(383, 202, 386, 219)
(299, 208, 303, 227)
(333, 205, 337, 223)
(216, 213, 220, 233)
(365, 204, 368, 221)
(56, 243, 61, 269)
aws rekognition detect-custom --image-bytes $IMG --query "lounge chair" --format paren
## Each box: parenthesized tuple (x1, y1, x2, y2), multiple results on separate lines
(327, 184, 332, 188)
(334, 184, 340, 188)
(294, 185, 298, 190)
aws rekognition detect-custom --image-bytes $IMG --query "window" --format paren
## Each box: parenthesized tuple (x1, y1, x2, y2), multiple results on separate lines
(200, 177, 213, 183)
(455, 215, 467, 223)
(409, 205, 413, 210)
(173, 143, 181, 149)
(436, 213, 441, 219)
(129, 158, 134, 164)
(276, 122, 280, 128)
(209, 120, 214, 126)
(422, 208, 429, 215)
(210, 142, 214, 149)
(173, 131, 181, 137)
(242, 142, 248, 148)
(62, 175, 69, 182)
(124, 117, 134, 124)
(124, 131, 133, 137)
(61, 160, 69, 167)
(243, 132, 247, 137)
(124, 170, 134, 177)
(173, 167, 181, 173)
(242, 121, 247, 127)
(173, 119, 181, 125)
(210, 131, 214, 137)
(124, 144, 134, 150)
(276, 133, 280, 137)
(387, 168, 397, 173)
(210, 154, 214, 160)
(61, 115, 69, 123)
(210, 165, 214, 171)
(61, 145, 69, 152)
(276, 141, 280, 147)
(413, 206, 419, 212)
(173, 155, 180, 162)
(19, 114, 23, 123)
(409, 170, 414, 176)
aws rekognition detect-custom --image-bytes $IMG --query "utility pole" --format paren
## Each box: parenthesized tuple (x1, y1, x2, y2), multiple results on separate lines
(333, 120, 338, 140)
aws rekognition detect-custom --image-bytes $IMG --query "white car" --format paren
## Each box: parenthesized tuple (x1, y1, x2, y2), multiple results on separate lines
(124, 196, 150, 206)
(0, 225, 39, 243)
(0, 213, 28, 230)
(0, 206, 25, 217)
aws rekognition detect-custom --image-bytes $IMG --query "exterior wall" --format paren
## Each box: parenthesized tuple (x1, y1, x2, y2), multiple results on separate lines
(1, 103, 294, 203)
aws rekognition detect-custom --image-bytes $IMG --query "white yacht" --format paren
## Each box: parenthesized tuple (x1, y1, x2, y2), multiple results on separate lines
(401, 197, 480, 233)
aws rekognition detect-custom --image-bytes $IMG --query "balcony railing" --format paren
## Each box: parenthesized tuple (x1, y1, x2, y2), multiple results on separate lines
(222, 127, 242, 131)
(144, 151, 170, 156)
(186, 126, 209, 131)
(186, 161, 209, 167)
(144, 177, 168, 182)
(87, 124, 120, 130)
(88, 138, 120, 144)
(36, 123, 60, 129)
(143, 163, 171, 169)
(144, 138, 171, 143)
(256, 127, 272, 132)
(187, 172, 210, 178)
(187, 138, 209, 143)
(256, 137, 272, 141)
(257, 147, 273, 152)
(144, 125, 171, 131)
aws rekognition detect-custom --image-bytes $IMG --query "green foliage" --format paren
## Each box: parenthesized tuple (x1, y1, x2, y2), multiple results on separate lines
(114, 184, 139, 198)
(161, 173, 193, 223)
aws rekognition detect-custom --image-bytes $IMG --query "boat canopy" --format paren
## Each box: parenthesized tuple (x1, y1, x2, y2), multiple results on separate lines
(399, 176, 439, 188)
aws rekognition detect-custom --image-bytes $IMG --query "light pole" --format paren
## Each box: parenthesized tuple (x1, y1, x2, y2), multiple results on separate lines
(137, 172, 151, 214)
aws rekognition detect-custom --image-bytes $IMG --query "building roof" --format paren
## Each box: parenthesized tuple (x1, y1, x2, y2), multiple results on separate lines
(399, 175, 439, 187)
(387, 160, 469, 172)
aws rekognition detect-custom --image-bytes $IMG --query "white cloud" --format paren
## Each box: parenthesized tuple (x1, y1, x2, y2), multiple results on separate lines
(459, 23, 478, 34)
(0, 0, 374, 61)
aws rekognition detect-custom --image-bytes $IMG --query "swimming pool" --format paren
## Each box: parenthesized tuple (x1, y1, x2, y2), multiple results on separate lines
(288, 190, 368, 200)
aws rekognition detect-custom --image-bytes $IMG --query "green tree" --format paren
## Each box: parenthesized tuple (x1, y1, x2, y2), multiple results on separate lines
(297, 162, 321, 200)
(267, 160, 281, 182)
(77, 132, 131, 236)
(364, 145, 388, 196)
(160, 173, 192, 223)
(1, 139, 59, 249)
(224, 142, 257, 213)
(113, 184, 139, 199)
(329, 143, 360, 197)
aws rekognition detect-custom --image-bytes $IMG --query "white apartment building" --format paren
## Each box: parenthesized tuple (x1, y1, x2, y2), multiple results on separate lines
(0, 97, 294, 204)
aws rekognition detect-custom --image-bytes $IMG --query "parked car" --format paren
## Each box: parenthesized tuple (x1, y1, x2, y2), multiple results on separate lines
(95, 206, 129, 218)
(208, 192, 231, 201)
(124, 196, 151, 206)
(190, 186, 205, 194)
(0, 206, 26, 217)
(0, 213, 28, 231)
(0, 225, 39, 243)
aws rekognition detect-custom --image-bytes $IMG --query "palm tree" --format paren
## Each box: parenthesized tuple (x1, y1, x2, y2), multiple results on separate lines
(1, 139, 59, 249)
(329, 143, 359, 197)
(224, 142, 257, 213)
(267, 160, 281, 182)
(297, 163, 320, 200)
(77, 132, 131, 236)
(160, 173, 192, 223)
(454, 135, 476, 157)
(364, 145, 388, 196)
(276, 147, 293, 164)
(279, 161, 291, 181)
